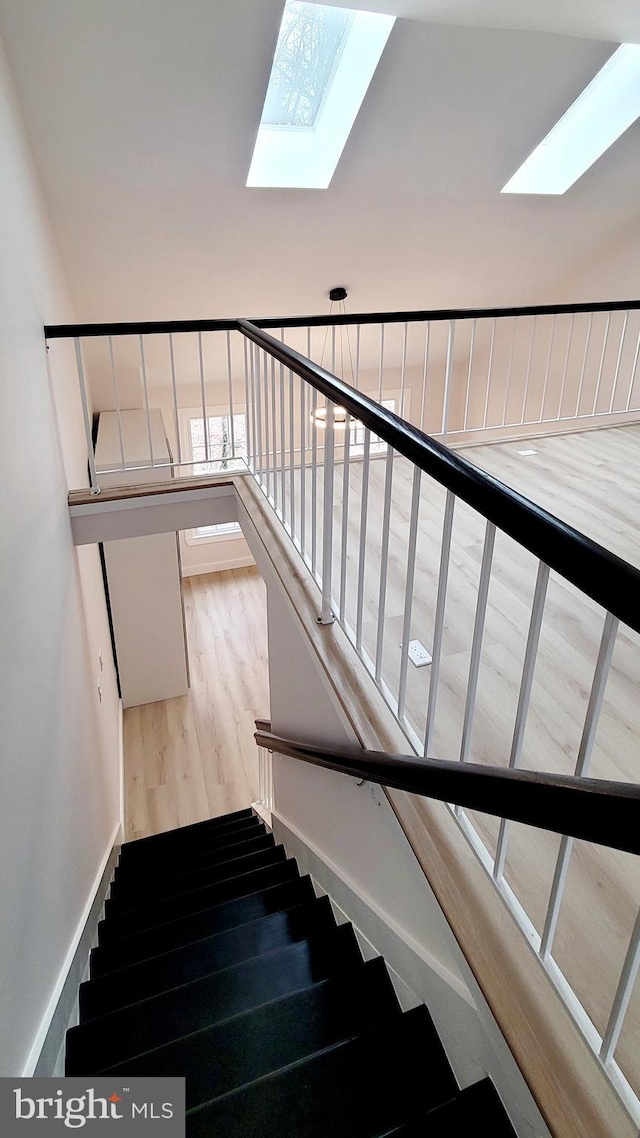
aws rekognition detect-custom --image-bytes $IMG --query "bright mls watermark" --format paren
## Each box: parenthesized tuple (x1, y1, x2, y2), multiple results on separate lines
(1, 1078, 185, 1135)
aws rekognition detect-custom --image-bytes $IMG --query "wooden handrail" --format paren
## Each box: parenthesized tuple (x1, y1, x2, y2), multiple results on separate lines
(44, 297, 640, 337)
(255, 728, 640, 855)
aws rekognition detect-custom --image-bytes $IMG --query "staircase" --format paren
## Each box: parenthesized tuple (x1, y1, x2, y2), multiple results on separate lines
(66, 808, 517, 1136)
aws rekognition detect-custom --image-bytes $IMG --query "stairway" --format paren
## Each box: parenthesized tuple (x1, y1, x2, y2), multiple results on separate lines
(66, 808, 517, 1136)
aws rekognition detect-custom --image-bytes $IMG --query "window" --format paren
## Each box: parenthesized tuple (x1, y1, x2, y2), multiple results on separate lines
(247, 2, 395, 189)
(262, 3, 354, 129)
(188, 413, 247, 474)
(180, 409, 247, 545)
(502, 44, 640, 195)
(187, 520, 242, 544)
(350, 398, 396, 455)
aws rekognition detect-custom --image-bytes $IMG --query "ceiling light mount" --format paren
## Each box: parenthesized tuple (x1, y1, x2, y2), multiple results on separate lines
(329, 286, 348, 302)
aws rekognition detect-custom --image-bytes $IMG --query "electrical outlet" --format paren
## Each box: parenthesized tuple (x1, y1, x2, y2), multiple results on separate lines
(408, 640, 432, 667)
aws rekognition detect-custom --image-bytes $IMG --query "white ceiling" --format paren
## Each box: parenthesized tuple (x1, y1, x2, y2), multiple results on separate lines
(0, 0, 639, 323)
(321, 1, 640, 46)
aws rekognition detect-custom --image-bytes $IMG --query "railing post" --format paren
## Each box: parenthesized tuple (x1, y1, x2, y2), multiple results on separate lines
(138, 334, 155, 467)
(299, 374, 306, 557)
(601, 907, 640, 1064)
(458, 520, 496, 768)
(398, 465, 422, 720)
(355, 427, 371, 652)
(74, 337, 100, 495)
(168, 333, 182, 465)
(419, 321, 430, 431)
(226, 329, 236, 457)
(339, 412, 352, 623)
(494, 560, 550, 881)
(374, 445, 395, 683)
(107, 335, 126, 470)
(540, 610, 619, 958)
(243, 336, 252, 470)
(441, 319, 456, 436)
(197, 332, 208, 463)
(311, 388, 318, 575)
(318, 400, 335, 624)
(424, 490, 455, 756)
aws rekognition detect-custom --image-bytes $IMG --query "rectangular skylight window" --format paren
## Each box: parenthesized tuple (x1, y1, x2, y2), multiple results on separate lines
(502, 44, 640, 195)
(247, 1, 395, 189)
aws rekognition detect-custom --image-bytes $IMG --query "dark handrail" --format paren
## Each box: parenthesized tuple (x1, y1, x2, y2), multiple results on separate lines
(44, 297, 640, 338)
(249, 298, 640, 329)
(44, 318, 239, 339)
(255, 729, 640, 856)
(240, 320, 640, 634)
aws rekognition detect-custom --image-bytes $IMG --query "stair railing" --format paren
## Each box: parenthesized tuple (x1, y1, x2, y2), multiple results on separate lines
(233, 319, 640, 1124)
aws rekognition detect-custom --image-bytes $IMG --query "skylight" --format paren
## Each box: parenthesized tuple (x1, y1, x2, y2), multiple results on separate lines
(247, 1, 395, 189)
(502, 44, 640, 195)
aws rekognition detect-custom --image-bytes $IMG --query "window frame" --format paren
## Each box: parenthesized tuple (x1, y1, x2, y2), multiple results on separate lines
(179, 405, 247, 547)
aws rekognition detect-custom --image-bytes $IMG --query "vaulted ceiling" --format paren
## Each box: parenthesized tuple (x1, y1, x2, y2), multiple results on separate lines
(1, 0, 639, 322)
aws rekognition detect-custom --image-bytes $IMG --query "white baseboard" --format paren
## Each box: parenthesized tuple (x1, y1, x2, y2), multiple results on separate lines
(119, 697, 124, 836)
(182, 554, 255, 576)
(271, 809, 474, 1006)
(272, 811, 551, 1137)
(24, 822, 122, 1077)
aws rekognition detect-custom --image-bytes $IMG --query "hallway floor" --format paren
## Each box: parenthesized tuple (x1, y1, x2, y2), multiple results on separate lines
(123, 566, 269, 844)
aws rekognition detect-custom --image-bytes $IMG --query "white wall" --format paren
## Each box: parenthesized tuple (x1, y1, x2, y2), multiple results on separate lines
(0, 33, 121, 1075)
(552, 216, 640, 304)
(239, 499, 549, 1137)
(180, 530, 254, 577)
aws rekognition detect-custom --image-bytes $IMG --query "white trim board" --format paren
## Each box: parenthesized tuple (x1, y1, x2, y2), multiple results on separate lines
(272, 811, 551, 1138)
(25, 822, 122, 1077)
(272, 809, 473, 1006)
(182, 554, 255, 576)
(119, 697, 125, 836)
(70, 484, 238, 546)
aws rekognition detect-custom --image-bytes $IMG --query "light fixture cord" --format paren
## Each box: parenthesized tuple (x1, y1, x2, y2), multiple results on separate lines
(319, 302, 333, 369)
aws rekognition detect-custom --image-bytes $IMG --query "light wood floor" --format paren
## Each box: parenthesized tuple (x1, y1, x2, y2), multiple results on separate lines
(123, 566, 269, 843)
(123, 422, 640, 1088)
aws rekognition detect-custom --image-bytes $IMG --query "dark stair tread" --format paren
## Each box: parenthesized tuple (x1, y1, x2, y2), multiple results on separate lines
(112, 831, 275, 892)
(118, 811, 259, 864)
(91, 876, 316, 978)
(80, 896, 336, 1021)
(66, 923, 363, 1074)
(106, 845, 287, 916)
(93, 958, 402, 1108)
(385, 1079, 516, 1136)
(187, 1005, 457, 1138)
(98, 860, 300, 944)
(115, 818, 265, 878)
